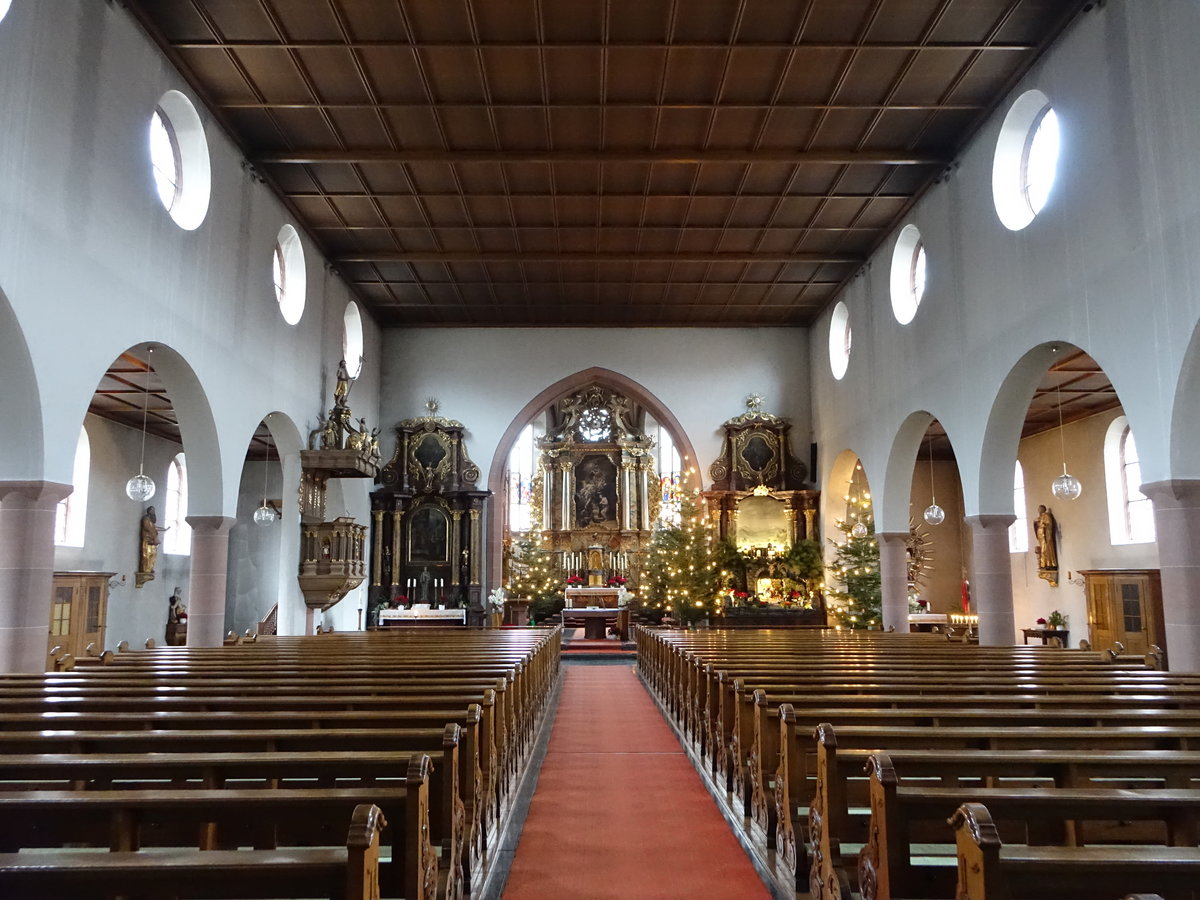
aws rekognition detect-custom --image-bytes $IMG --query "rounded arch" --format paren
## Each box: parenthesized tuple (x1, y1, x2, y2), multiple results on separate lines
(135, 343, 225, 518)
(485, 366, 700, 589)
(0, 286, 44, 481)
(879, 411, 941, 534)
(1169, 319, 1200, 481)
(976, 342, 1076, 516)
(822, 448, 872, 547)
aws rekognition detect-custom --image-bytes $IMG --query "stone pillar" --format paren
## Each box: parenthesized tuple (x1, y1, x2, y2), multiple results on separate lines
(964, 514, 1016, 646)
(0, 481, 71, 672)
(1142, 480, 1200, 671)
(877, 531, 910, 633)
(275, 451, 305, 637)
(185, 515, 235, 647)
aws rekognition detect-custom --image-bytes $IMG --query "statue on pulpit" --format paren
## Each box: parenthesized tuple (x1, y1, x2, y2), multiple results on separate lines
(136, 506, 169, 588)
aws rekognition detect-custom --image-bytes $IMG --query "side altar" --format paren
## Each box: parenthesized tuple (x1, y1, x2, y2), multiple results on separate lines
(368, 400, 490, 627)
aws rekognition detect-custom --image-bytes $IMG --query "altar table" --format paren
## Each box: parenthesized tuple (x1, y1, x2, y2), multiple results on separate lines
(565, 586, 620, 608)
(379, 607, 466, 627)
(564, 607, 620, 639)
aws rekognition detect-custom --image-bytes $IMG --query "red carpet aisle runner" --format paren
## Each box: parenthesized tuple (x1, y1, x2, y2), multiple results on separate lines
(501, 666, 769, 900)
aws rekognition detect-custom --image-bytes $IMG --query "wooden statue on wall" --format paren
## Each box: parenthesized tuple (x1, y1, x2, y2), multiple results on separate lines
(1034, 504, 1059, 586)
(135, 506, 168, 589)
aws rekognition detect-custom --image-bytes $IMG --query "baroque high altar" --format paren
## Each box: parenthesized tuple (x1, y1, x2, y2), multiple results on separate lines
(534, 387, 658, 578)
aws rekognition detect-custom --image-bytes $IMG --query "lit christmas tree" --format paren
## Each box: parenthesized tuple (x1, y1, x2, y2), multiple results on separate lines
(642, 491, 724, 625)
(827, 463, 881, 629)
(504, 536, 565, 623)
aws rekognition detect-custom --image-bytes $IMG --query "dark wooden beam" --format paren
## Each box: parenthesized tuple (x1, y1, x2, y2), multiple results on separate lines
(258, 148, 945, 166)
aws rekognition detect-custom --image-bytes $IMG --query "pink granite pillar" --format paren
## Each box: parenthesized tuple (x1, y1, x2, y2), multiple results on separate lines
(965, 514, 1016, 646)
(185, 515, 235, 647)
(0, 481, 71, 672)
(1141, 481, 1200, 672)
(877, 531, 911, 633)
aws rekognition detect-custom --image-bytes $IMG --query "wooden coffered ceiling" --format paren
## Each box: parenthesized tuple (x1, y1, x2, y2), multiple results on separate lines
(123, 0, 1091, 327)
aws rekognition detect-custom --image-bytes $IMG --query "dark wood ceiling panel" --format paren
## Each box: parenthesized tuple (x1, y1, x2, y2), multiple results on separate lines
(125, 0, 1090, 326)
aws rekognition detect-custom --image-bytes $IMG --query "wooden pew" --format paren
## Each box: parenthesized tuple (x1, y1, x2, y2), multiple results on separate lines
(0, 723, 470, 892)
(858, 751, 1200, 900)
(950, 802, 1200, 900)
(0, 802, 391, 900)
(785, 717, 1200, 894)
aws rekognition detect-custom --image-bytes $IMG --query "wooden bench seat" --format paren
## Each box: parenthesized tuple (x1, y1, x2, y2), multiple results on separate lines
(951, 802, 1200, 900)
(0, 723, 475, 891)
(782, 717, 1200, 891)
(0, 802, 391, 900)
(854, 751, 1200, 900)
(0, 748, 459, 899)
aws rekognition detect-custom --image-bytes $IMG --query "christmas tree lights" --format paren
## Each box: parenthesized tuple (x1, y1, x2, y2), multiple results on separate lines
(828, 465, 881, 629)
(642, 491, 723, 625)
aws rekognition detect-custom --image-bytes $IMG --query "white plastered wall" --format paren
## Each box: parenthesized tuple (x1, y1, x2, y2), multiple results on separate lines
(810, 1, 1200, 643)
(0, 2, 382, 640)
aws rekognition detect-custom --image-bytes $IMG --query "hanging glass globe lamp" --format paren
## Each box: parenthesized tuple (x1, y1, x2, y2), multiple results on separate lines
(1051, 466, 1082, 501)
(253, 503, 278, 526)
(125, 472, 156, 502)
(923, 503, 945, 525)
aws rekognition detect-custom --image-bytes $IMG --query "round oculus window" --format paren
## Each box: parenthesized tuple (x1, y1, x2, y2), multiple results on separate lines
(993, 89, 1060, 231)
(273, 224, 306, 325)
(828, 301, 852, 380)
(148, 91, 210, 230)
(889, 224, 926, 325)
(342, 302, 364, 378)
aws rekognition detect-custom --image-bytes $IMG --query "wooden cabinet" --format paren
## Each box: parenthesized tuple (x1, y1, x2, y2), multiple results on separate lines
(47, 572, 113, 667)
(1080, 569, 1164, 658)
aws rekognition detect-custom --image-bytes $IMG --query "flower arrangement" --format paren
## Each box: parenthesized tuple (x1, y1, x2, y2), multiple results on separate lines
(616, 586, 632, 607)
(606, 575, 628, 587)
(487, 587, 506, 611)
(1037, 610, 1067, 628)
(565, 575, 585, 586)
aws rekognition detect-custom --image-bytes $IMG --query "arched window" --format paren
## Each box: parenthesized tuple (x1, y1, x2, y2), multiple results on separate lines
(55, 426, 90, 547)
(506, 423, 540, 534)
(1104, 417, 1155, 544)
(1008, 460, 1028, 553)
(650, 419, 683, 527)
(163, 452, 192, 555)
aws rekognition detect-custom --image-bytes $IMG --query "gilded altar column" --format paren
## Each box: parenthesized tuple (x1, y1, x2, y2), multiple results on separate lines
(803, 508, 817, 542)
(559, 460, 574, 532)
(637, 459, 652, 531)
(450, 509, 463, 586)
(785, 506, 798, 546)
(620, 461, 635, 531)
(371, 509, 383, 587)
(541, 460, 555, 531)
(469, 507, 482, 585)
(390, 509, 404, 590)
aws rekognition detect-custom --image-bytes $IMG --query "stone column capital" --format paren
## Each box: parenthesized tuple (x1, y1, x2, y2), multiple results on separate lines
(964, 513, 1016, 531)
(876, 531, 910, 545)
(184, 515, 236, 536)
(0, 480, 72, 508)
(1140, 479, 1200, 508)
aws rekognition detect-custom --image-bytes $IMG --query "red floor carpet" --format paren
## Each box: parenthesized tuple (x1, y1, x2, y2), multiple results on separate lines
(501, 666, 770, 900)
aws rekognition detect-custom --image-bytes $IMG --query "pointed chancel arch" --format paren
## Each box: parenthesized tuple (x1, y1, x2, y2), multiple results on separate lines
(485, 367, 699, 589)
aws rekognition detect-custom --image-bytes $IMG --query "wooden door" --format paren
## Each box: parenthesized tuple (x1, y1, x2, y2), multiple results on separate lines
(47, 580, 77, 663)
(47, 573, 111, 668)
(1083, 570, 1165, 658)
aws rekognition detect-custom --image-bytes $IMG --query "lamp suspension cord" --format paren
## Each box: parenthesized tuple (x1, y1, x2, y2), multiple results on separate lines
(1056, 374, 1069, 476)
(138, 348, 152, 477)
(928, 438, 936, 504)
